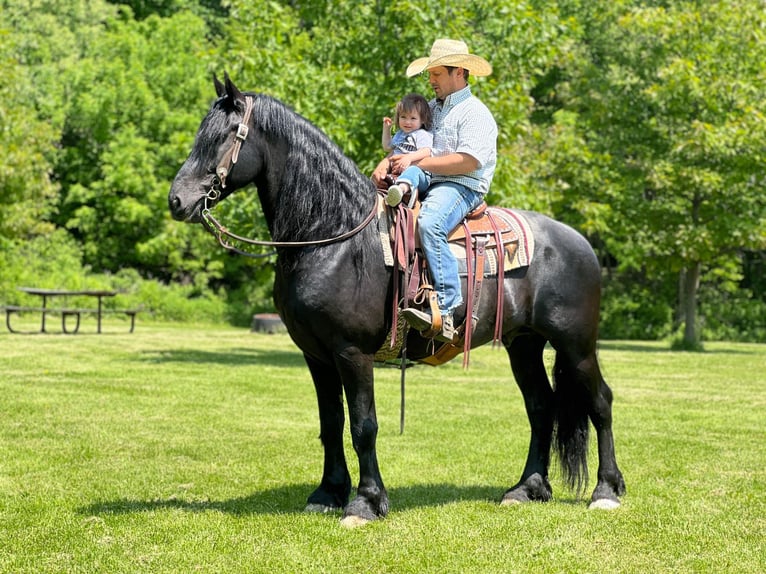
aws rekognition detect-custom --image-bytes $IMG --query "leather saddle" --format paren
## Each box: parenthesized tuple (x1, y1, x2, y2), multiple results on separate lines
(386, 194, 520, 367)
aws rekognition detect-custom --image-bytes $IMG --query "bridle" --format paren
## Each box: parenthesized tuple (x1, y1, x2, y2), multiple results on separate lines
(200, 95, 378, 259)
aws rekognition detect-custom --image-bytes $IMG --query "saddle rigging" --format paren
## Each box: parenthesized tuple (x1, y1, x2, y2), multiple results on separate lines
(385, 193, 521, 368)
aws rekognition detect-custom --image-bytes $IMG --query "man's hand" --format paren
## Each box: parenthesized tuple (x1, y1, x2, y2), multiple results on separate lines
(371, 157, 390, 187)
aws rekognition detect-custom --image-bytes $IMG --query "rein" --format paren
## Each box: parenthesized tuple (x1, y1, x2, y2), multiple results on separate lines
(200, 95, 379, 259)
(201, 192, 379, 258)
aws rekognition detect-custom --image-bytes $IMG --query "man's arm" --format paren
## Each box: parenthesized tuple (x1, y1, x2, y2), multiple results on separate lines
(392, 151, 479, 176)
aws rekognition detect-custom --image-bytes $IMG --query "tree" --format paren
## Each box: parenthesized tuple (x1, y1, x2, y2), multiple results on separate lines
(0, 26, 59, 240)
(53, 8, 218, 279)
(556, 0, 766, 347)
(4, 0, 764, 336)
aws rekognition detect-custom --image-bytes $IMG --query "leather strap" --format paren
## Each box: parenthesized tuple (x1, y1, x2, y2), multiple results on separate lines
(421, 290, 442, 339)
(463, 236, 487, 367)
(485, 209, 506, 346)
(390, 202, 419, 348)
(216, 95, 254, 188)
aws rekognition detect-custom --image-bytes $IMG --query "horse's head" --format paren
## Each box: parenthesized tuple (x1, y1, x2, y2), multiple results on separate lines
(169, 74, 262, 223)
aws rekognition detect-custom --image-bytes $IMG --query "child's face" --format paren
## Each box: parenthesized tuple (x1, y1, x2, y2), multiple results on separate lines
(397, 108, 423, 133)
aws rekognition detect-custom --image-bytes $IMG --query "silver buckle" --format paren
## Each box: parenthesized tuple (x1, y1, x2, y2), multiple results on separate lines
(236, 123, 249, 140)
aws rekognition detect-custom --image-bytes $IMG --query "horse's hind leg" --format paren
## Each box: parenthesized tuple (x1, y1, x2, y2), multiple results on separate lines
(554, 347, 626, 508)
(579, 352, 626, 508)
(501, 332, 555, 504)
(304, 354, 352, 513)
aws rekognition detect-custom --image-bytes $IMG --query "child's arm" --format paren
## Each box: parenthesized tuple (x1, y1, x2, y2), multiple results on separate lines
(407, 147, 432, 162)
(390, 147, 431, 173)
(381, 117, 393, 152)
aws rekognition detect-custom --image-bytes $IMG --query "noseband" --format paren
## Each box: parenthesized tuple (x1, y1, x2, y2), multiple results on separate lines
(200, 95, 378, 259)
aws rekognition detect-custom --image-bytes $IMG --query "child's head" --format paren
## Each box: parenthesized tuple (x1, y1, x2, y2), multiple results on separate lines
(395, 93, 432, 132)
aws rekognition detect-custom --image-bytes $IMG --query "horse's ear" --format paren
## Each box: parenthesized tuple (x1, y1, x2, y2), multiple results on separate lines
(223, 72, 243, 103)
(213, 74, 226, 98)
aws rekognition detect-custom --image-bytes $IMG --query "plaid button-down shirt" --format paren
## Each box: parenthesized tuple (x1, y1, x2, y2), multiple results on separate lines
(429, 85, 497, 195)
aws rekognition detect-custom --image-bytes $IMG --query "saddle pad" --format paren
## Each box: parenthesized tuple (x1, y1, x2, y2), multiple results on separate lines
(377, 195, 396, 266)
(452, 208, 534, 274)
(377, 201, 535, 272)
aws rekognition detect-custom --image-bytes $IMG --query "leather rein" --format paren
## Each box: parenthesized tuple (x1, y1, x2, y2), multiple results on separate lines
(201, 95, 378, 259)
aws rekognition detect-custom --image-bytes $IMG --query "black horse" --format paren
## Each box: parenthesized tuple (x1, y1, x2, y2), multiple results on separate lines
(169, 76, 625, 526)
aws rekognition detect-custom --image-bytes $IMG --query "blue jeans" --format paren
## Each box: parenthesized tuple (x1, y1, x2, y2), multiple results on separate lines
(397, 166, 431, 196)
(418, 181, 484, 314)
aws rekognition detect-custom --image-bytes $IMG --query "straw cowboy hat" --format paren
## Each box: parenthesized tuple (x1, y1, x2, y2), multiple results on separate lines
(406, 39, 492, 78)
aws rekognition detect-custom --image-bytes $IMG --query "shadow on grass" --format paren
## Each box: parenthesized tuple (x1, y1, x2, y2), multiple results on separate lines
(136, 347, 305, 368)
(78, 483, 516, 517)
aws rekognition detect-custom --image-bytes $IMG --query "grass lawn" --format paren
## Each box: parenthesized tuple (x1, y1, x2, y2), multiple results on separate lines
(1, 322, 764, 573)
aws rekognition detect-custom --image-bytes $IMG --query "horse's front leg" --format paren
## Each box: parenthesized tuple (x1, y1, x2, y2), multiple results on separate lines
(304, 354, 352, 513)
(335, 346, 388, 527)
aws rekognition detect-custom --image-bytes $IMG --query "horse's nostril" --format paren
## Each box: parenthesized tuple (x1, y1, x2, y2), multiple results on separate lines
(170, 196, 181, 211)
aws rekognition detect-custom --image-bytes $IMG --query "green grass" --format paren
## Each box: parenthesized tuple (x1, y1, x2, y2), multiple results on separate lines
(1, 324, 764, 573)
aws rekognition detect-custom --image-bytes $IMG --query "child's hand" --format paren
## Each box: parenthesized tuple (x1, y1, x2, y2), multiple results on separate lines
(390, 155, 412, 173)
(383, 117, 393, 127)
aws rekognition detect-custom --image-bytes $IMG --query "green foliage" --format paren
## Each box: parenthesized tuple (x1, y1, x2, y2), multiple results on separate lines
(55, 9, 217, 277)
(123, 271, 228, 322)
(0, 233, 225, 323)
(0, 19, 59, 239)
(551, 0, 766, 344)
(699, 287, 766, 343)
(1, 0, 765, 340)
(111, 0, 228, 25)
(0, 232, 87, 303)
(600, 275, 673, 340)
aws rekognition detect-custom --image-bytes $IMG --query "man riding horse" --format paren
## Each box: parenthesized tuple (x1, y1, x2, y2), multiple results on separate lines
(372, 39, 497, 344)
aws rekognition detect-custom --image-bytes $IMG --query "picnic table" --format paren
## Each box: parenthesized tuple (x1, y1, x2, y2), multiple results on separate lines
(2, 287, 139, 334)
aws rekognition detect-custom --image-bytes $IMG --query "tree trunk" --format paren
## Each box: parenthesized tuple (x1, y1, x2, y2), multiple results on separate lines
(681, 262, 701, 346)
(676, 268, 686, 330)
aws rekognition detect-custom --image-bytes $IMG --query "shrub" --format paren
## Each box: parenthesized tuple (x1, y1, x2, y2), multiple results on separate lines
(600, 281, 673, 340)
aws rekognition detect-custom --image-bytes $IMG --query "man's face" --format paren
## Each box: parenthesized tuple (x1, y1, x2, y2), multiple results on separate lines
(428, 66, 464, 99)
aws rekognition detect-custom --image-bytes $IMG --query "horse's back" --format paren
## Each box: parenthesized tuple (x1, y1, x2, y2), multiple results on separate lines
(518, 209, 601, 283)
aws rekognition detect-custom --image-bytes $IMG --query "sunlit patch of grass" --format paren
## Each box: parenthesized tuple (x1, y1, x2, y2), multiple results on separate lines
(1, 326, 764, 573)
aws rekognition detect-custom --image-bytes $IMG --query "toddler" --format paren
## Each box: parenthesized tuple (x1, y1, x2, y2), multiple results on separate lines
(381, 93, 432, 207)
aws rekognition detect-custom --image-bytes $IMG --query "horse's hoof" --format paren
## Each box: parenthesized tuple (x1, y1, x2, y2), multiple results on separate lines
(305, 503, 340, 514)
(589, 498, 621, 510)
(500, 496, 523, 506)
(340, 515, 370, 528)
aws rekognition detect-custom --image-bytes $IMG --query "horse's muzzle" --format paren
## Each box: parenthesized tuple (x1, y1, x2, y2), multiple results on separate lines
(168, 191, 203, 223)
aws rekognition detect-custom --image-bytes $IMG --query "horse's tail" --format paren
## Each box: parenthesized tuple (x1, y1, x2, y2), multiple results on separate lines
(552, 355, 590, 495)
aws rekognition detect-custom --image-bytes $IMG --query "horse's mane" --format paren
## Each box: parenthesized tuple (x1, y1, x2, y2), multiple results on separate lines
(245, 93, 376, 243)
